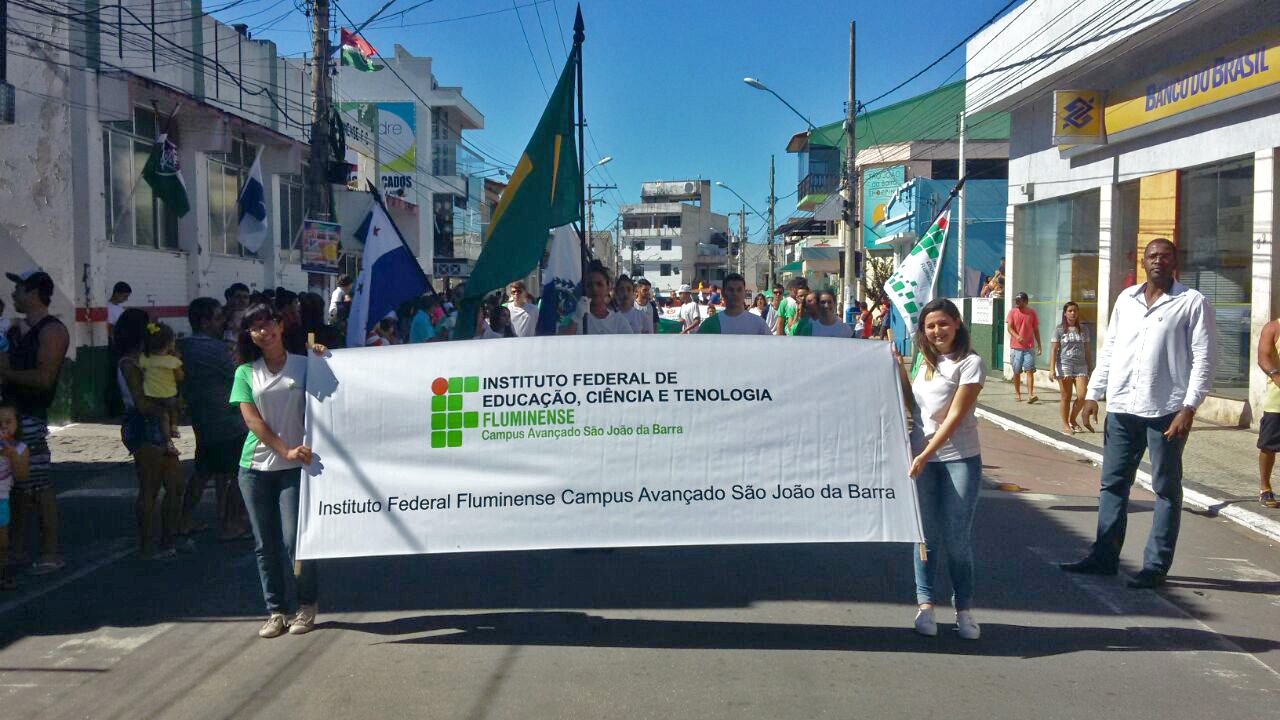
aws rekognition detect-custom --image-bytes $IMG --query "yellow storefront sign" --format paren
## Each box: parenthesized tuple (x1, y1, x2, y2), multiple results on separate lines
(1106, 31, 1280, 137)
(1053, 90, 1105, 145)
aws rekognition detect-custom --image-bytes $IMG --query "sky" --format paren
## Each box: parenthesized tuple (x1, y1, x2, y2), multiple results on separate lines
(216, 0, 1016, 244)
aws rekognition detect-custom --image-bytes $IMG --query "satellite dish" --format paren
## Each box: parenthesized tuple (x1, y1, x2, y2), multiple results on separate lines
(684, 182, 694, 194)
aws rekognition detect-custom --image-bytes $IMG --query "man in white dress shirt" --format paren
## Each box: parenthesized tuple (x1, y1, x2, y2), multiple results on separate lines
(1060, 239, 1214, 589)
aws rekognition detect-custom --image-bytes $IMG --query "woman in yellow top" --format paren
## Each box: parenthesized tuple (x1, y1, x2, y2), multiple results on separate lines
(1256, 318, 1280, 507)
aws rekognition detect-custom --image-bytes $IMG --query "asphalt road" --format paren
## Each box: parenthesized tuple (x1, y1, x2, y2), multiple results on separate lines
(2, 422, 1279, 719)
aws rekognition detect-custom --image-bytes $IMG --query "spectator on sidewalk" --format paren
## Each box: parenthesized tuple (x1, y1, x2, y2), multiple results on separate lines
(106, 282, 131, 344)
(894, 298, 986, 641)
(1006, 292, 1041, 403)
(299, 292, 341, 349)
(105, 282, 132, 418)
(181, 298, 249, 540)
(232, 303, 323, 637)
(327, 275, 353, 325)
(1255, 317, 1280, 509)
(223, 283, 251, 349)
(3, 270, 69, 575)
(1051, 301, 1093, 434)
(1060, 238, 1214, 589)
(116, 308, 187, 559)
(0, 400, 28, 590)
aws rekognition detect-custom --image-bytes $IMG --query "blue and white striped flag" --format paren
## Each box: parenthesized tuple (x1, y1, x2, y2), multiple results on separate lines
(237, 150, 269, 253)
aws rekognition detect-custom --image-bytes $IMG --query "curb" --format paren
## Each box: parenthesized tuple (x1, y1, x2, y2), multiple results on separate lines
(976, 404, 1280, 545)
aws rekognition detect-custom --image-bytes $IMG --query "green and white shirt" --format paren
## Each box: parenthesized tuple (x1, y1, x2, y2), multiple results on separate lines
(229, 354, 308, 471)
(777, 297, 798, 326)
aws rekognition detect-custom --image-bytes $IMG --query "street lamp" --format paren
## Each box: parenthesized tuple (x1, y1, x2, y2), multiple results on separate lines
(743, 77, 814, 130)
(714, 182, 767, 224)
(587, 156, 612, 174)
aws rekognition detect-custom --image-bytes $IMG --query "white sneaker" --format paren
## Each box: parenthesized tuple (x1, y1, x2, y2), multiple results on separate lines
(288, 604, 316, 635)
(913, 607, 937, 637)
(956, 610, 980, 640)
(258, 613, 287, 638)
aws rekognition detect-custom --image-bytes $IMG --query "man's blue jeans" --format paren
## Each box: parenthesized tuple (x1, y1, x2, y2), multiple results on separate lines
(239, 467, 318, 614)
(913, 456, 983, 609)
(1091, 412, 1185, 574)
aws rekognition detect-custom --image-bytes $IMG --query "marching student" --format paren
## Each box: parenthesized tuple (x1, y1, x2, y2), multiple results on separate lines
(775, 277, 809, 336)
(894, 298, 986, 640)
(563, 262, 633, 336)
(788, 289, 854, 337)
(696, 274, 769, 335)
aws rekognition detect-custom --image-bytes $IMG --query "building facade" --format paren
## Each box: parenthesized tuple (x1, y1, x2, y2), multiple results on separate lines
(619, 181, 730, 296)
(967, 0, 1280, 426)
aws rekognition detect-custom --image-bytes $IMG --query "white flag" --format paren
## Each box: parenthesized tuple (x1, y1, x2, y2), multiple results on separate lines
(884, 209, 950, 337)
(236, 150, 269, 253)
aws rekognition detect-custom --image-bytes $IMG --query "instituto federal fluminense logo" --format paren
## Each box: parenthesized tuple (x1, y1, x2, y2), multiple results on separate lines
(431, 376, 480, 448)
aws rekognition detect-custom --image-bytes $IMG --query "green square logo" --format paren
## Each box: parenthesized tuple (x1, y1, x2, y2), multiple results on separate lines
(431, 414, 447, 431)
(446, 430, 462, 447)
(448, 412, 463, 429)
(463, 411, 479, 428)
(431, 375, 483, 448)
(431, 395, 446, 412)
(448, 376, 463, 393)
(431, 431, 447, 449)
(464, 376, 480, 392)
(447, 394, 463, 411)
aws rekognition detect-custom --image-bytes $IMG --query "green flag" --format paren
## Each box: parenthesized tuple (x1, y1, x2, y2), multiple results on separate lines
(141, 133, 191, 217)
(455, 44, 582, 338)
(339, 29, 383, 72)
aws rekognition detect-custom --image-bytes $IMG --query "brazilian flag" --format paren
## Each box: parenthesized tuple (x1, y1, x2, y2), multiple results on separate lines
(456, 45, 582, 339)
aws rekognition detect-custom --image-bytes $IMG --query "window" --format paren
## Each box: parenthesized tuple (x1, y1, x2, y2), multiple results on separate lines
(207, 138, 259, 257)
(632, 240, 645, 251)
(1012, 189, 1100, 370)
(1178, 156, 1253, 395)
(632, 264, 645, 276)
(103, 105, 180, 250)
(660, 239, 672, 251)
(660, 264, 672, 276)
(279, 173, 306, 262)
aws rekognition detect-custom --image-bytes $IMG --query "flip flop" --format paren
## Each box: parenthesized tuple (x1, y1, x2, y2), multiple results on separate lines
(1262, 491, 1277, 508)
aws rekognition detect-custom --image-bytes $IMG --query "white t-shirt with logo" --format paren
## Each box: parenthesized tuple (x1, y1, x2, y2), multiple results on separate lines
(910, 352, 985, 462)
(809, 318, 854, 338)
(575, 306, 634, 335)
(230, 354, 309, 471)
(506, 302, 538, 337)
(678, 302, 700, 330)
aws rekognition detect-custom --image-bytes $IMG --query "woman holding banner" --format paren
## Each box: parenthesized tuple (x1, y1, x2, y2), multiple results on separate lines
(900, 298, 985, 641)
(231, 303, 325, 639)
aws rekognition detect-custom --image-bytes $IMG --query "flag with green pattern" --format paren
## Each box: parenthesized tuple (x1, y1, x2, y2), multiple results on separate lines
(883, 208, 950, 337)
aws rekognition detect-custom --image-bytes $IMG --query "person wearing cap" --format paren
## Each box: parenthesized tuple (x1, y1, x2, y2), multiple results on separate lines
(677, 284, 701, 334)
(1005, 291, 1041, 403)
(2, 270, 70, 574)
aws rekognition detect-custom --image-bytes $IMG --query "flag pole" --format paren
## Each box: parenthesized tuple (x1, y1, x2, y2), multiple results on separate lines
(928, 176, 966, 297)
(110, 103, 182, 243)
(574, 5, 587, 264)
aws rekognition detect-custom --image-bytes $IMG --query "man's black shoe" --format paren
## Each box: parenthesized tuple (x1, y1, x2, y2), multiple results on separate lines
(1058, 556, 1118, 575)
(1127, 570, 1167, 589)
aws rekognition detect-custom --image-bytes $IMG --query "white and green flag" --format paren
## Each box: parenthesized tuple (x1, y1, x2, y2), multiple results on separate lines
(141, 132, 190, 217)
(884, 208, 950, 336)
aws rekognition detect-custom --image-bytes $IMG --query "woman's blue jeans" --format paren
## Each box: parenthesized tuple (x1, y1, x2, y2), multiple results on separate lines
(913, 456, 982, 609)
(238, 467, 317, 614)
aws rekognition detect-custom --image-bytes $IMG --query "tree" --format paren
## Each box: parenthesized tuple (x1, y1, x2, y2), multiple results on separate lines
(862, 255, 895, 305)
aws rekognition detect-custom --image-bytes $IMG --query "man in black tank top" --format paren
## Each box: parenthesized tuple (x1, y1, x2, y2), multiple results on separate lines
(3, 270, 70, 574)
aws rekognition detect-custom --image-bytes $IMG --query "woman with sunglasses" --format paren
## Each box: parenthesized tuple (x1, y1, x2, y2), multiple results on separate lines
(231, 303, 326, 638)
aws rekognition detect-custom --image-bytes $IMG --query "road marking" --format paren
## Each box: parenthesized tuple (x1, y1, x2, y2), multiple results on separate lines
(0, 539, 135, 618)
(56, 624, 173, 654)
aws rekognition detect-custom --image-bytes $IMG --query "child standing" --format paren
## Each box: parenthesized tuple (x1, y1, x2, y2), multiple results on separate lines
(0, 401, 28, 591)
(139, 322, 184, 455)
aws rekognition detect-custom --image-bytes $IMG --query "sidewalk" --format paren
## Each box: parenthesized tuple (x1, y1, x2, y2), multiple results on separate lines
(978, 377, 1277, 522)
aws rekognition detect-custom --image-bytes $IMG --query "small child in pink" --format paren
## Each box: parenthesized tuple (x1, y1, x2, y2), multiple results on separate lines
(0, 401, 29, 591)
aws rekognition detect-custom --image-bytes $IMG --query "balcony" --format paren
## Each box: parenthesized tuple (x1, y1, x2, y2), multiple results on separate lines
(797, 171, 837, 211)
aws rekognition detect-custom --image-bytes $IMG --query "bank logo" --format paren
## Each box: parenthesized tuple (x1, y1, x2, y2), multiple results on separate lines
(1062, 95, 1096, 130)
(431, 376, 480, 448)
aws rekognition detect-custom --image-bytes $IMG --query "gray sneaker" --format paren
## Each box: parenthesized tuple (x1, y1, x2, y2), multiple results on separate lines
(258, 613, 287, 638)
(288, 605, 316, 635)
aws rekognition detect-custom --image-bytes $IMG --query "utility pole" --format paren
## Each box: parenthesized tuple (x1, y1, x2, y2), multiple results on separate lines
(739, 204, 746, 277)
(767, 154, 776, 287)
(957, 111, 966, 297)
(586, 183, 616, 266)
(842, 20, 857, 312)
(306, 0, 334, 219)
(0, 0, 14, 124)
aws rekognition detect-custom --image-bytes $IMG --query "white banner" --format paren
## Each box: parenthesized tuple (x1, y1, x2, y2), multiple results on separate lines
(298, 336, 923, 559)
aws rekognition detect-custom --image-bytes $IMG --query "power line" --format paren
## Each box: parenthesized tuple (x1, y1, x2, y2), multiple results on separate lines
(510, 0, 549, 96)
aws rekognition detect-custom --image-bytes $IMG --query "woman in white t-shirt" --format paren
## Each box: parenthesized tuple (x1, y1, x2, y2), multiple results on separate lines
(897, 298, 985, 641)
(231, 303, 326, 639)
(564, 263, 634, 336)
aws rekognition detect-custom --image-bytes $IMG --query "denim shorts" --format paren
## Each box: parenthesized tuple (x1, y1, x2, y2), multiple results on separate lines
(0, 498, 9, 528)
(1009, 348, 1036, 374)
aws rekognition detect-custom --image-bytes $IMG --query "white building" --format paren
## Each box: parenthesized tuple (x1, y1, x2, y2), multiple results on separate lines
(966, 0, 1280, 427)
(619, 181, 730, 295)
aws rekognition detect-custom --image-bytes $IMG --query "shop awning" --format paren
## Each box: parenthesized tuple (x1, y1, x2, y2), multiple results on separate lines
(774, 217, 828, 237)
(778, 261, 803, 275)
